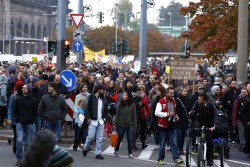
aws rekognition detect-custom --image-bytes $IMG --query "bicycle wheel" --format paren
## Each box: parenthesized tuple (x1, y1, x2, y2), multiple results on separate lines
(197, 144, 206, 167)
(220, 142, 224, 167)
(186, 138, 192, 167)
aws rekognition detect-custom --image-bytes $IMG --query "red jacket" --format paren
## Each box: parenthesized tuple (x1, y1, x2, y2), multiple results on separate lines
(140, 95, 150, 119)
(157, 97, 177, 128)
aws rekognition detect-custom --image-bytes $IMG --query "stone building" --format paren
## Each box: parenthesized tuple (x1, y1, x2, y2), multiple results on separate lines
(0, 0, 69, 56)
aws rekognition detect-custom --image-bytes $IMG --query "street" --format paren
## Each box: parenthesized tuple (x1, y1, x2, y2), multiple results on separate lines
(0, 136, 250, 167)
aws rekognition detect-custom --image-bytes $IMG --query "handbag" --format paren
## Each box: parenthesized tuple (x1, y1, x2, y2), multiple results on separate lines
(110, 130, 118, 147)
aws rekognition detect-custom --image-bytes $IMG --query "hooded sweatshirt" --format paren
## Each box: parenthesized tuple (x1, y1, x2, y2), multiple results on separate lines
(0, 74, 8, 106)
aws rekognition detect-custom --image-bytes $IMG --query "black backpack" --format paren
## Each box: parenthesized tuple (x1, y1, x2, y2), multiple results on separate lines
(215, 110, 229, 136)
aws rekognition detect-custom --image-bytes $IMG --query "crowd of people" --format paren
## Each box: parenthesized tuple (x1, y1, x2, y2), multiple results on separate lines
(0, 59, 249, 166)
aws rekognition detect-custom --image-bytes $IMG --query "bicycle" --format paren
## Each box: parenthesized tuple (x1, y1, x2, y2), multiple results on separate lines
(197, 126, 208, 167)
(185, 119, 193, 167)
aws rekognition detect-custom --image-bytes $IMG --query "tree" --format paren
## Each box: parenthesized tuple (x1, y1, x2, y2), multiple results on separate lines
(158, 0, 185, 26)
(180, 0, 250, 58)
(117, 0, 133, 30)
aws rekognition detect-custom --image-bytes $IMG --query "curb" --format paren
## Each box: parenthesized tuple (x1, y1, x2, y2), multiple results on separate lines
(0, 134, 74, 145)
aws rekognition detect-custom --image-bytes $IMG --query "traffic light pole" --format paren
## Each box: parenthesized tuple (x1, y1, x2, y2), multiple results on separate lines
(77, 0, 84, 65)
(57, 0, 67, 71)
(138, 0, 147, 68)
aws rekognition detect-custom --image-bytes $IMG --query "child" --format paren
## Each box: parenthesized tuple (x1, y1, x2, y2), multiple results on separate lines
(73, 98, 86, 151)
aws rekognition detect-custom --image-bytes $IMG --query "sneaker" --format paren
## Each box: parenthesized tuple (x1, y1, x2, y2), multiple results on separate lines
(96, 154, 104, 160)
(192, 144, 198, 154)
(175, 159, 183, 164)
(154, 145, 160, 150)
(165, 145, 170, 150)
(16, 160, 21, 166)
(231, 140, 236, 144)
(82, 150, 87, 157)
(114, 150, 119, 156)
(129, 154, 134, 159)
(158, 160, 166, 165)
(179, 151, 186, 155)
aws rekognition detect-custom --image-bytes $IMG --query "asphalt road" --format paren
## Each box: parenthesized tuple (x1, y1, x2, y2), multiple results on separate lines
(0, 136, 250, 167)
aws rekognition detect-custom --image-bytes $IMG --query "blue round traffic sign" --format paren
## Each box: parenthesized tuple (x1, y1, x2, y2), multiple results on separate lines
(60, 70, 77, 91)
(72, 40, 83, 53)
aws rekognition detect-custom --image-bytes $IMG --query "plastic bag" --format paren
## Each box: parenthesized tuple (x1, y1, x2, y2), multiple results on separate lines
(110, 131, 118, 147)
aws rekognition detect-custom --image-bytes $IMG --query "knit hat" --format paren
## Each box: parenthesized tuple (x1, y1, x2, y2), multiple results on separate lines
(237, 81, 243, 89)
(31, 76, 39, 84)
(12, 80, 23, 94)
(49, 146, 74, 167)
(26, 84, 32, 94)
(211, 85, 220, 95)
(48, 81, 58, 92)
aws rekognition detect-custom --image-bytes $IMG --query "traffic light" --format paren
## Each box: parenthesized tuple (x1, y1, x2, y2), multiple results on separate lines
(64, 40, 71, 57)
(48, 40, 57, 55)
(117, 42, 122, 54)
(122, 39, 129, 55)
(99, 12, 104, 23)
(84, 37, 91, 45)
(185, 45, 191, 59)
(112, 42, 117, 54)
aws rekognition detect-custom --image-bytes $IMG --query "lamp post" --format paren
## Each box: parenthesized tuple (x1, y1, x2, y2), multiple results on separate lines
(168, 12, 171, 27)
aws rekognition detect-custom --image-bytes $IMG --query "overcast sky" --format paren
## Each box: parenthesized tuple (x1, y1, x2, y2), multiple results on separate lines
(69, 0, 200, 28)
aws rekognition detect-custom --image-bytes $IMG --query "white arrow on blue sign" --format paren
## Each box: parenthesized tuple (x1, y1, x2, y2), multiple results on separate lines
(72, 40, 83, 53)
(60, 70, 77, 91)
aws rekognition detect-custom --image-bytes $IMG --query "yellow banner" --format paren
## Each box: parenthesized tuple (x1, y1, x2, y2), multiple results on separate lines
(84, 46, 105, 62)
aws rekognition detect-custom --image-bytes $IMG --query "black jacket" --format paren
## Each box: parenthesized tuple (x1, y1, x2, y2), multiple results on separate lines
(241, 99, 250, 126)
(84, 93, 108, 121)
(14, 95, 37, 125)
(190, 101, 218, 128)
(222, 88, 239, 113)
(38, 93, 67, 124)
(57, 82, 70, 99)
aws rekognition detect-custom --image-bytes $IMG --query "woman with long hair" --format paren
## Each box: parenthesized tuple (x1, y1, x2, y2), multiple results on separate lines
(114, 92, 137, 159)
(150, 86, 166, 149)
(176, 87, 189, 155)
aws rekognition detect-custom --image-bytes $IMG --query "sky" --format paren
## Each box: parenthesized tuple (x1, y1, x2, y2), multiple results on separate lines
(69, 0, 200, 28)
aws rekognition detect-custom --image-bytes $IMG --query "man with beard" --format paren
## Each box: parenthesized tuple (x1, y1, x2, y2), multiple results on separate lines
(82, 84, 108, 160)
(222, 79, 240, 143)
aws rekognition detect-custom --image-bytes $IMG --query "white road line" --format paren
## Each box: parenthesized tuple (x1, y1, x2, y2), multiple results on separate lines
(214, 160, 230, 167)
(102, 145, 115, 154)
(180, 155, 197, 167)
(226, 159, 250, 166)
(138, 145, 154, 160)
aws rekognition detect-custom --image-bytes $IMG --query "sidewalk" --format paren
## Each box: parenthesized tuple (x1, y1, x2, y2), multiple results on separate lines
(0, 127, 75, 144)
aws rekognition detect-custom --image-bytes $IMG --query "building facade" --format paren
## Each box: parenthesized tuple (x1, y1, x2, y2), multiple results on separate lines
(0, 0, 63, 56)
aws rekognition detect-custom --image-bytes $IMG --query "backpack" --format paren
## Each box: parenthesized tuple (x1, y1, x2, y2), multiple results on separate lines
(215, 110, 229, 136)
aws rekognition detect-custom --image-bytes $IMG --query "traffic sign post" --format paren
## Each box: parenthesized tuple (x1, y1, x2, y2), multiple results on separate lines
(72, 40, 83, 53)
(60, 70, 77, 91)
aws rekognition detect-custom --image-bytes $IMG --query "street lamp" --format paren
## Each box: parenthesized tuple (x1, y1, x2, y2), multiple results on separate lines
(168, 12, 172, 27)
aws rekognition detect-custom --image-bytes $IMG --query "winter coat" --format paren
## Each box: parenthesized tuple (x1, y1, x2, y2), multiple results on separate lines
(115, 102, 137, 128)
(0, 74, 8, 106)
(176, 95, 189, 129)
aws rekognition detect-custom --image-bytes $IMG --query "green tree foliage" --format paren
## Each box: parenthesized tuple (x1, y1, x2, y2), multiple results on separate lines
(117, 0, 133, 30)
(158, 0, 185, 26)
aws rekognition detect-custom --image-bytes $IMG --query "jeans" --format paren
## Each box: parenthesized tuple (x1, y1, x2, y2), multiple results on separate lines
(35, 117, 42, 132)
(176, 128, 187, 152)
(16, 123, 35, 160)
(73, 124, 88, 150)
(237, 121, 246, 145)
(158, 128, 179, 161)
(115, 126, 133, 155)
(84, 122, 104, 155)
(43, 120, 61, 143)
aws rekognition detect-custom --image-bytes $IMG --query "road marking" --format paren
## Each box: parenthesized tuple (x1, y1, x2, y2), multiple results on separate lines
(226, 159, 250, 166)
(180, 155, 197, 167)
(138, 145, 154, 159)
(102, 145, 115, 154)
(214, 160, 230, 167)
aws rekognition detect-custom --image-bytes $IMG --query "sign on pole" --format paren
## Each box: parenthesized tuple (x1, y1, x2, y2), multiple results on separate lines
(74, 30, 82, 40)
(72, 40, 83, 53)
(169, 58, 196, 80)
(70, 14, 84, 29)
(60, 70, 77, 91)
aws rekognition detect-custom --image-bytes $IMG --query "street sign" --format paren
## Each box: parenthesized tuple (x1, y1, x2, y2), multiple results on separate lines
(70, 14, 84, 29)
(60, 70, 77, 91)
(74, 30, 82, 40)
(72, 40, 83, 53)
